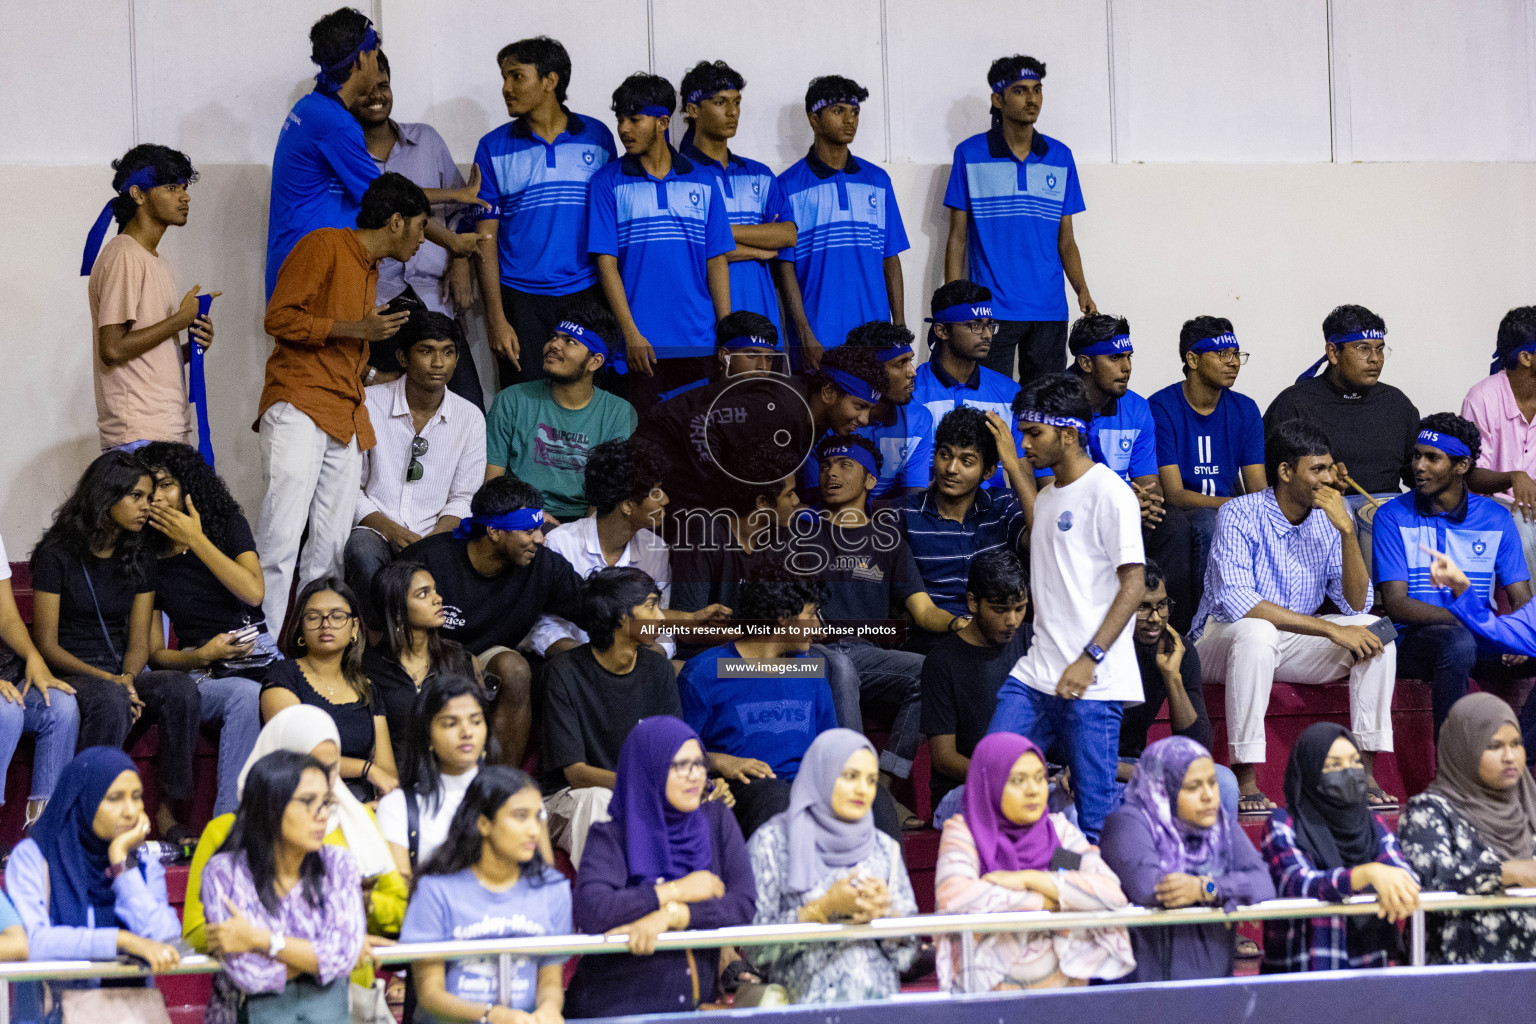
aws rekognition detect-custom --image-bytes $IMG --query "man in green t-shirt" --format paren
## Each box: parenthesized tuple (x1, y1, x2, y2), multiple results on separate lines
(485, 301, 637, 519)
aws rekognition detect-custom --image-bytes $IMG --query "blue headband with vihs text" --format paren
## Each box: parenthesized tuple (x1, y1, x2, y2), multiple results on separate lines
(876, 343, 913, 362)
(1077, 333, 1132, 358)
(925, 302, 994, 325)
(821, 368, 882, 405)
(720, 332, 779, 351)
(1417, 429, 1472, 461)
(452, 507, 545, 539)
(1189, 332, 1238, 354)
(315, 24, 378, 93)
(819, 442, 879, 481)
(1296, 327, 1386, 382)
(554, 320, 607, 359)
(81, 166, 183, 276)
(991, 68, 1042, 93)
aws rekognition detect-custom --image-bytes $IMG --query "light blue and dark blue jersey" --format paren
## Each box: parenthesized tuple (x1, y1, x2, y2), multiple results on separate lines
(777, 149, 909, 350)
(472, 111, 616, 296)
(1373, 490, 1528, 619)
(678, 642, 836, 779)
(587, 149, 735, 365)
(1087, 387, 1159, 483)
(943, 127, 1084, 322)
(681, 141, 789, 333)
(1148, 383, 1266, 498)
(266, 90, 380, 298)
(857, 401, 935, 498)
(912, 358, 1021, 489)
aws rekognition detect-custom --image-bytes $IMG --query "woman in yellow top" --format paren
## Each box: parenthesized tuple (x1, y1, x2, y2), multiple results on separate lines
(185, 704, 407, 1024)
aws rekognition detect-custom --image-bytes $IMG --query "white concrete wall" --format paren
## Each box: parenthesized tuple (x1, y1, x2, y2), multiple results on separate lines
(1, 0, 1533, 547)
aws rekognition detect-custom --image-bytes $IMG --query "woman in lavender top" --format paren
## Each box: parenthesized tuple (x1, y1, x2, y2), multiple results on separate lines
(4, 747, 183, 1023)
(202, 750, 367, 1023)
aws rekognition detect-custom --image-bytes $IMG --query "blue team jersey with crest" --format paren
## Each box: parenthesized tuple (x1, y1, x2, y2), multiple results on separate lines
(1373, 490, 1528, 616)
(1087, 387, 1159, 483)
(682, 142, 789, 333)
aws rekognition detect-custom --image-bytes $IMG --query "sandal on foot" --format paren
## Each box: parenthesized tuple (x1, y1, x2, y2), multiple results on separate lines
(1366, 786, 1398, 812)
(720, 959, 759, 994)
(1238, 792, 1277, 816)
(1235, 937, 1261, 958)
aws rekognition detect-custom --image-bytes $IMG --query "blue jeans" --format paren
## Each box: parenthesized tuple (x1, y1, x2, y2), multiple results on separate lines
(820, 641, 924, 778)
(989, 687, 1123, 842)
(0, 688, 80, 803)
(191, 673, 264, 817)
(1397, 622, 1535, 738)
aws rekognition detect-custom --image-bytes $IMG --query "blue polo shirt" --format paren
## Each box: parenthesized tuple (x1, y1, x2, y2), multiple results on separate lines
(1148, 383, 1266, 498)
(266, 90, 380, 298)
(943, 127, 1085, 322)
(682, 141, 790, 333)
(472, 111, 615, 296)
(900, 487, 1029, 615)
(1087, 387, 1158, 483)
(1373, 490, 1528, 621)
(678, 642, 837, 779)
(587, 150, 735, 366)
(777, 150, 909, 350)
(912, 358, 1022, 489)
(857, 401, 934, 498)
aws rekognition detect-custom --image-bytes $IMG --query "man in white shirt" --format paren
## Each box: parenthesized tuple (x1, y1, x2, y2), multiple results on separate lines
(344, 309, 486, 622)
(988, 373, 1146, 842)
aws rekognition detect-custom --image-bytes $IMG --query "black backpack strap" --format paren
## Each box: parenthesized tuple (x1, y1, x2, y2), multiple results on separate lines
(405, 789, 421, 870)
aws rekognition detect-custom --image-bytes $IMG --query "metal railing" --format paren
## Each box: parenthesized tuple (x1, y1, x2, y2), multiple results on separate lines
(0, 890, 1533, 1022)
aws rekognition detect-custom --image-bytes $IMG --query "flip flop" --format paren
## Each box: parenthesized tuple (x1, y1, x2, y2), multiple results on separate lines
(1235, 937, 1261, 959)
(1238, 792, 1278, 816)
(1366, 786, 1398, 812)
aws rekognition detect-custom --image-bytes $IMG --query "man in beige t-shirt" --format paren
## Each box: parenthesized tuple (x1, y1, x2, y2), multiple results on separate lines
(84, 144, 217, 451)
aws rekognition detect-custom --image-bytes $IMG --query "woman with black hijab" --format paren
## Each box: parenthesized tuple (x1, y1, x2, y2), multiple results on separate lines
(1260, 722, 1420, 972)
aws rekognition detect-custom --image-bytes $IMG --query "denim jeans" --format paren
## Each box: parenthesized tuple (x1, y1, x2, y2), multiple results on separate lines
(989, 686, 1124, 842)
(0, 687, 80, 802)
(1397, 622, 1535, 738)
(820, 641, 924, 778)
(343, 527, 395, 628)
(193, 674, 264, 816)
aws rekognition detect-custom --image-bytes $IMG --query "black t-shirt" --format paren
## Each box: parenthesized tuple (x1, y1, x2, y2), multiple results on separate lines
(920, 625, 1032, 805)
(797, 514, 924, 636)
(398, 533, 582, 655)
(261, 659, 379, 761)
(541, 644, 681, 794)
(30, 542, 155, 673)
(1263, 373, 1419, 494)
(1119, 639, 1213, 759)
(153, 513, 264, 648)
(362, 642, 474, 759)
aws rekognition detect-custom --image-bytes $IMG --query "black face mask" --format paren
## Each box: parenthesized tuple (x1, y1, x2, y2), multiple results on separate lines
(1318, 766, 1368, 806)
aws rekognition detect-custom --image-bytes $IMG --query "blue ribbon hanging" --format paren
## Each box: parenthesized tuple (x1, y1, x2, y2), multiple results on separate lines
(188, 293, 214, 467)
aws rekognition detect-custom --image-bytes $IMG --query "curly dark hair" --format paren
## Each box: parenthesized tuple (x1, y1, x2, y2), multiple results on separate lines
(804, 75, 869, 114)
(35, 451, 154, 586)
(138, 442, 248, 556)
(811, 344, 888, 403)
(110, 144, 197, 229)
(585, 438, 671, 519)
(1418, 412, 1482, 467)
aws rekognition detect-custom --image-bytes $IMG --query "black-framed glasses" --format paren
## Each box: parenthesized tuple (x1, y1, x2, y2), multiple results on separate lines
(291, 793, 337, 819)
(407, 434, 429, 482)
(669, 758, 709, 778)
(301, 610, 356, 628)
(1213, 350, 1251, 365)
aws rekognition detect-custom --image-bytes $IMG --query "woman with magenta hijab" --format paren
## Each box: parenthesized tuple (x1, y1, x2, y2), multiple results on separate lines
(1100, 736, 1273, 981)
(935, 732, 1132, 992)
(564, 716, 754, 1018)
(747, 728, 918, 1004)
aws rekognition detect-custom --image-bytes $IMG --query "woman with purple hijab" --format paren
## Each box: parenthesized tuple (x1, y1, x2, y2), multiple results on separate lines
(1100, 736, 1273, 981)
(935, 732, 1133, 991)
(565, 716, 755, 1018)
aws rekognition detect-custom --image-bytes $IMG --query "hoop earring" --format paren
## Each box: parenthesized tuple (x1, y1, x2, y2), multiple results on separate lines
(295, 636, 306, 649)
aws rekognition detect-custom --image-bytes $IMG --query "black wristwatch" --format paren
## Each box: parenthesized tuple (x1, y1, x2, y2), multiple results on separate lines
(1082, 642, 1106, 664)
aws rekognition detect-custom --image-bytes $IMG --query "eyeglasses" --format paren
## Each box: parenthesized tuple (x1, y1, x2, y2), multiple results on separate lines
(407, 434, 429, 482)
(301, 610, 356, 628)
(668, 758, 709, 778)
(1340, 342, 1391, 362)
(1212, 350, 1250, 365)
(291, 794, 336, 819)
(954, 320, 997, 337)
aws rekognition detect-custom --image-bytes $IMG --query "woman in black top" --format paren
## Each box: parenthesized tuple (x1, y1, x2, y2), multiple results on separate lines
(28, 451, 202, 842)
(262, 577, 396, 802)
(362, 560, 474, 759)
(139, 442, 267, 821)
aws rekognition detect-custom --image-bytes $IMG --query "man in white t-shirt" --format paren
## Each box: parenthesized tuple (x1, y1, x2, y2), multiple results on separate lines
(989, 373, 1146, 842)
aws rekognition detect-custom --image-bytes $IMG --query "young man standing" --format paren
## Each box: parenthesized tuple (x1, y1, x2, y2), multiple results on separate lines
(944, 55, 1094, 381)
(85, 144, 217, 452)
(484, 301, 636, 521)
(1464, 306, 1536, 576)
(677, 60, 797, 335)
(990, 374, 1146, 842)
(1191, 420, 1396, 812)
(345, 310, 487, 621)
(267, 7, 481, 298)
(775, 76, 909, 371)
(588, 73, 733, 409)
(1373, 413, 1533, 736)
(473, 36, 617, 384)
(921, 549, 1030, 818)
(843, 321, 933, 500)
(257, 171, 429, 635)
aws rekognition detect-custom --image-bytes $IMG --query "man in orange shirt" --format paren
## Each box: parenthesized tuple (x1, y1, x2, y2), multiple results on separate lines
(257, 171, 429, 634)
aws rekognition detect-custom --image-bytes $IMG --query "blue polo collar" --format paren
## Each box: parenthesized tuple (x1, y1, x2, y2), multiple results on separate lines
(509, 110, 587, 140)
(805, 147, 863, 178)
(1413, 487, 1470, 524)
(619, 147, 696, 178)
(986, 126, 1049, 162)
(680, 138, 746, 172)
(929, 358, 982, 392)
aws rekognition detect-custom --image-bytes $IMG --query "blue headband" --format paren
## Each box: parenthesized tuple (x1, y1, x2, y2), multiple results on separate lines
(1297, 327, 1386, 381)
(876, 344, 913, 363)
(1016, 409, 1090, 433)
(81, 166, 182, 276)
(634, 105, 671, 118)
(1417, 429, 1472, 461)
(452, 507, 545, 539)
(555, 320, 607, 359)
(991, 68, 1042, 93)
(1189, 332, 1238, 354)
(314, 24, 378, 93)
(822, 368, 882, 405)
(925, 302, 995, 324)
(819, 442, 879, 481)
(1493, 339, 1536, 375)
(1077, 333, 1132, 358)
(721, 333, 779, 351)
(808, 96, 861, 114)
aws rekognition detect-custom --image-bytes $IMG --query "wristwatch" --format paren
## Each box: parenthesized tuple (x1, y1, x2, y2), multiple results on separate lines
(1082, 642, 1106, 664)
(267, 931, 286, 958)
(1202, 876, 1219, 903)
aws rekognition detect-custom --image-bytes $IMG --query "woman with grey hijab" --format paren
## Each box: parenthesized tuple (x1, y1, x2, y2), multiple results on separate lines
(744, 728, 918, 1003)
(1399, 691, 1536, 964)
